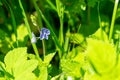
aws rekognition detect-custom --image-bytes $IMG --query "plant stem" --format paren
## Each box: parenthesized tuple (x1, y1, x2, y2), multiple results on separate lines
(109, 0, 119, 41)
(42, 40, 46, 61)
(64, 28, 70, 53)
(3, 0, 18, 47)
(56, 0, 64, 58)
(46, 0, 57, 11)
(18, 0, 42, 62)
(97, 2, 103, 40)
(32, 0, 43, 28)
(32, 0, 46, 60)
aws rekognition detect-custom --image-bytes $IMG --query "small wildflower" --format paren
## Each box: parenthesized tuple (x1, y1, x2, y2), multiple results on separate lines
(40, 28, 50, 40)
(31, 32, 37, 43)
(31, 28, 50, 43)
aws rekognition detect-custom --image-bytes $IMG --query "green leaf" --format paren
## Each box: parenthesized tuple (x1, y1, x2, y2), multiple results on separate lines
(69, 33, 84, 44)
(91, 28, 108, 41)
(73, 52, 85, 66)
(44, 52, 55, 65)
(13, 60, 38, 79)
(4, 47, 27, 72)
(107, 55, 120, 80)
(4, 47, 38, 80)
(84, 71, 110, 80)
(37, 66, 47, 80)
(86, 38, 116, 74)
(11, 24, 28, 47)
(0, 29, 12, 54)
(0, 62, 14, 78)
(17, 24, 28, 46)
(60, 59, 82, 78)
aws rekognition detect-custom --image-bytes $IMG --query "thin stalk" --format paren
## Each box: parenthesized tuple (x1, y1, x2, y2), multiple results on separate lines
(18, 0, 42, 62)
(42, 40, 46, 61)
(56, 0, 64, 58)
(3, 0, 18, 47)
(97, 2, 103, 40)
(77, 24, 81, 33)
(46, 0, 57, 11)
(58, 17, 64, 58)
(32, 0, 43, 28)
(109, 0, 119, 41)
(59, 17, 64, 47)
(32, 0, 46, 60)
(64, 28, 70, 53)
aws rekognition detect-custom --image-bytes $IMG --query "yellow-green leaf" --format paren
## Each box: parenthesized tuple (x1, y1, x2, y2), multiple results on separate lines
(86, 38, 116, 74)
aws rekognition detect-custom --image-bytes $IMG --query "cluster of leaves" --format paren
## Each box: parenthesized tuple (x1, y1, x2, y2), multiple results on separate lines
(0, 0, 120, 80)
(0, 47, 56, 80)
(0, 47, 38, 80)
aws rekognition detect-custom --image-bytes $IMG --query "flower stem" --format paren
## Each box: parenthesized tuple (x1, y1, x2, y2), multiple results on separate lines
(32, 0, 46, 60)
(31, 0, 64, 53)
(42, 40, 46, 61)
(18, 0, 42, 62)
(109, 0, 119, 41)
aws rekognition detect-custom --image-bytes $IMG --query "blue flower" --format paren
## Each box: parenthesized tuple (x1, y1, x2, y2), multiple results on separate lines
(40, 28, 50, 40)
(31, 28, 50, 44)
(31, 32, 37, 43)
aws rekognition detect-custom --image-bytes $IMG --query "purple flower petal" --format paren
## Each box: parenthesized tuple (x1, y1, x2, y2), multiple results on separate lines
(45, 29, 50, 35)
(40, 33, 45, 40)
(44, 34, 48, 40)
(39, 28, 50, 40)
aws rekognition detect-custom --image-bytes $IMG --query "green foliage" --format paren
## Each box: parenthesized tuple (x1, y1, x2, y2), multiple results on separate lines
(34, 52, 56, 80)
(84, 38, 120, 80)
(0, 0, 120, 79)
(68, 33, 84, 44)
(0, 24, 28, 54)
(90, 28, 108, 41)
(0, 47, 38, 80)
(44, 52, 55, 66)
(60, 59, 82, 78)
(86, 38, 116, 74)
(60, 46, 86, 79)
(16, 24, 28, 47)
(87, 0, 98, 7)
(0, 29, 12, 54)
(61, 0, 86, 13)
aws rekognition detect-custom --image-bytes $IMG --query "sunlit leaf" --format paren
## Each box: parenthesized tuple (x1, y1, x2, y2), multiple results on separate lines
(0, 62, 14, 78)
(12, 24, 28, 47)
(90, 28, 108, 41)
(37, 66, 47, 80)
(86, 38, 116, 74)
(44, 52, 56, 66)
(60, 59, 82, 78)
(69, 33, 84, 44)
(4, 47, 38, 80)
(4, 47, 27, 72)
(17, 24, 28, 46)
